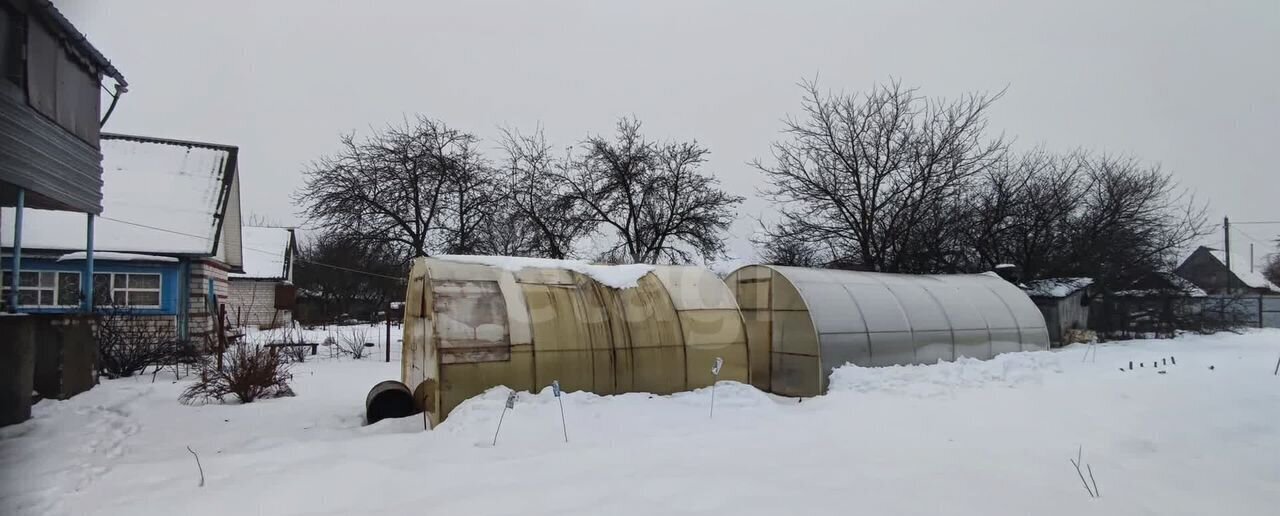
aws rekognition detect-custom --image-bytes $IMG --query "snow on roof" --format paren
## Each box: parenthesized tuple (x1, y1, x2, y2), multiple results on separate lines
(1022, 277, 1094, 298)
(56, 251, 178, 263)
(1, 135, 235, 256)
(434, 255, 655, 289)
(1205, 247, 1280, 292)
(1113, 272, 1208, 298)
(230, 227, 293, 279)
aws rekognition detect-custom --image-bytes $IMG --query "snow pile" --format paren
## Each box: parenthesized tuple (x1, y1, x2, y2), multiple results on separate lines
(434, 254, 655, 288)
(56, 251, 178, 262)
(1022, 277, 1093, 298)
(828, 351, 1063, 397)
(3, 327, 1279, 516)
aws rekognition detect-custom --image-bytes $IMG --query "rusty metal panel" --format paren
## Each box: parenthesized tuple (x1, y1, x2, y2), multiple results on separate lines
(431, 280, 510, 364)
(679, 309, 749, 387)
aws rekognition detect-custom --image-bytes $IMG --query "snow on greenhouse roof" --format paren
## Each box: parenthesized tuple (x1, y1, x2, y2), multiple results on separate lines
(1022, 277, 1094, 298)
(1, 134, 237, 256)
(434, 255, 655, 288)
(231, 227, 293, 279)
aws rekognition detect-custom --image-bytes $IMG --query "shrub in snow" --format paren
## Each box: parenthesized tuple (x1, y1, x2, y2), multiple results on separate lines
(179, 344, 294, 405)
(339, 327, 371, 359)
(95, 306, 185, 379)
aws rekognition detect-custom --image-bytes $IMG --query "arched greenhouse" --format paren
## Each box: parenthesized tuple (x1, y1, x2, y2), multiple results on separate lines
(401, 256, 749, 425)
(723, 265, 1049, 397)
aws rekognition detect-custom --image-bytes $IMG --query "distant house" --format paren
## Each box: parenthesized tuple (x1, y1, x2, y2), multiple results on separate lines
(1175, 246, 1280, 295)
(228, 227, 297, 328)
(2, 133, 245, 342)
(1022, 277, 1093, 347)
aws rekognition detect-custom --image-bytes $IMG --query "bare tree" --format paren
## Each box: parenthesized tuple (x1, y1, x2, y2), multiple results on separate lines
(560, 117, 743, 264)
(756, 80, 1007, 272)
(1265, 251, 1280, 286)
(1064, 156, 1207, 289)
(292, 231, 406, 323)
(297, 116, 476, 257)
(437, 140, 503, 255)
(752, 221, 823, 267)
(497, 127, 594, 258)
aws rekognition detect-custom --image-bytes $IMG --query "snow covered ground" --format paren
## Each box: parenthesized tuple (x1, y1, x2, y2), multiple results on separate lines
(2, 327, 1278, 516)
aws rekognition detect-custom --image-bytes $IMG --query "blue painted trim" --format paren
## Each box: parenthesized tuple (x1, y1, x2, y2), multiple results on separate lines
(1, 257, 181, 315)
(82, 214, 95, 312)
(178, 259, 190, 340)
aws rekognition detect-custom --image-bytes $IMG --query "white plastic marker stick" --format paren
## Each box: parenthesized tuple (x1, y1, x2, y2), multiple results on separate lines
(492, 390, 517, 446)
(709, 357, 724, 418)
(552, 380, 568, 443)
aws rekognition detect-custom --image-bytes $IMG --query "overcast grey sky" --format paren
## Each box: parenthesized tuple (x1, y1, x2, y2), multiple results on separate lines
(57, 0, 1280, 261)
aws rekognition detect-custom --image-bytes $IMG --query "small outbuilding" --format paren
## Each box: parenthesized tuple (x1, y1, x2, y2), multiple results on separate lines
(1022, 277, 1094, 347)
(227, 227, 297, 328)
(723, 265, 1049, 397)
(402, 256, 749, 425)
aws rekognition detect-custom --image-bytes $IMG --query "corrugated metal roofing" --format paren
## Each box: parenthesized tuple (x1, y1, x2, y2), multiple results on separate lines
(230, 227, 293, 279)
(1, 134, 236, 256)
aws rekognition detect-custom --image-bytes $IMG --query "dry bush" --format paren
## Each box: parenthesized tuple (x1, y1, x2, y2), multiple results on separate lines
(340, 326, 371, 359)
(179, 344, 294, 405)
(96, 307, 184, 379)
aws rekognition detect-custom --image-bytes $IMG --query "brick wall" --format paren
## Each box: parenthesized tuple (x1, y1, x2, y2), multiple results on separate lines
(227, 279, 292, 329)
(188, 260, 229, 341)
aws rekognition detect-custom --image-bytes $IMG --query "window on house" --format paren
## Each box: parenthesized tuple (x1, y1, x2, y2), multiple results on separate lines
(93, 272, 162, 308)
(1, 271, 81, 307)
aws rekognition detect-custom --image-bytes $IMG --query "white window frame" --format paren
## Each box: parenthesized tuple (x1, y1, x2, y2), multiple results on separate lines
(93, 272, 163, 309)
(2, 270, 82, 308)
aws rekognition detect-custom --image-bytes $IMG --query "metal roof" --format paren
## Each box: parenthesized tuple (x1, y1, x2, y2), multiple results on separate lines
(28, 0, 127, 86)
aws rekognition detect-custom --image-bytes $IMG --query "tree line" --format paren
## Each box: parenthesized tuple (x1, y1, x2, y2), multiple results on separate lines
(292, 79, 1208, 314)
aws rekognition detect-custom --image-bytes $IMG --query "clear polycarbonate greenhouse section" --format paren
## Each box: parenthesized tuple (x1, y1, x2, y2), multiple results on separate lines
(723, 265, 1050, 397)
(399, 256, 749, 425)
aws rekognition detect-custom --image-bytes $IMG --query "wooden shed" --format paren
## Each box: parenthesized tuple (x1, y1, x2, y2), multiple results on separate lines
(1022, 278, 1094, 347)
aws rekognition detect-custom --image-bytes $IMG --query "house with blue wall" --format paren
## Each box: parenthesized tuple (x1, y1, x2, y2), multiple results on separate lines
(2, 133, 246, 342)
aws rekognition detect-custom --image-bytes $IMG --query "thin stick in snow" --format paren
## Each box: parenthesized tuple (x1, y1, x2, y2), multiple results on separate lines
(186, 446, 204, 487)
(1274, 354, 1279, 375)
(492, 390, 517, 446)
(1070, 458, 1094, 498)
(553, 380, 567, 443)
(1087, 463, 1099, 498)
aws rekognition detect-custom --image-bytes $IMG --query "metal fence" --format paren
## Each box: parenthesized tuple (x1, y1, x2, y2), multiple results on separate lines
(1092, 294, 1280, 339)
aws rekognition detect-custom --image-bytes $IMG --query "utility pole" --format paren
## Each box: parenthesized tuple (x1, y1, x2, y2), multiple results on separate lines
(1251, 243, 1255, 273)
(1224, 216, 1231, 294)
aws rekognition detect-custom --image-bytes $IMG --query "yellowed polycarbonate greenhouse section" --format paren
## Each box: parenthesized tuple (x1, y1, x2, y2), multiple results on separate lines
(402, 256, 748, 425)
(724, 265, 1049, 397)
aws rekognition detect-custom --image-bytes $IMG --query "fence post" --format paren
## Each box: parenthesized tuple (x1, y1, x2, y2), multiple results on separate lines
(385, 305, 391, 363)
